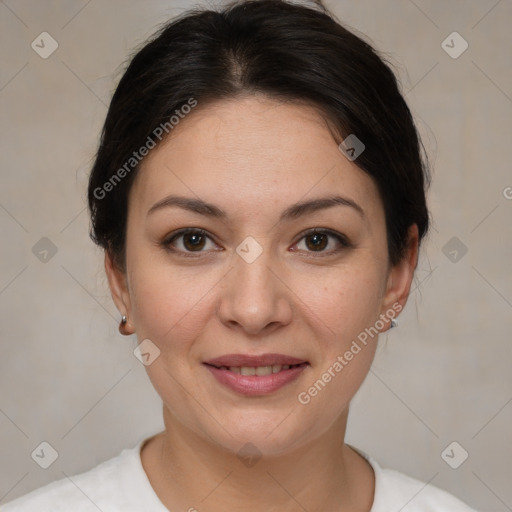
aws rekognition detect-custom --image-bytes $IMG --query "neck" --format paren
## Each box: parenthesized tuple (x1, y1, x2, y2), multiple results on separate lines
(141, 406, 375, 512)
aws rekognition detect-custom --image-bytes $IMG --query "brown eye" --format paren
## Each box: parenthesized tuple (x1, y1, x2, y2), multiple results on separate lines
(164, 228, 217, 255)
(305, 232, 328, 251)
(182, 232, 207, 251)
(294, 229, 350, 255)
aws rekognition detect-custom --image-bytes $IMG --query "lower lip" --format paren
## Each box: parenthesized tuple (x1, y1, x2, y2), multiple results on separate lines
(203, 364, 308, 396)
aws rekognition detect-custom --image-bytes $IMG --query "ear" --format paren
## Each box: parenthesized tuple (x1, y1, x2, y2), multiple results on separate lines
(379, 224, 419, 331)
(104, 251, 135, 335)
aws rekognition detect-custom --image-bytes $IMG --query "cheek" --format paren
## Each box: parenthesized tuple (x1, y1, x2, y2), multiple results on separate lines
(127, 256, 219, 352)
(133, 283, 192, 338)
(295, 260, 385, 344)
(295, 270, 382, 417)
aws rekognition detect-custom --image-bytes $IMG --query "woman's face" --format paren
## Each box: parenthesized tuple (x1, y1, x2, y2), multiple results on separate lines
(107, 95, 417, 456)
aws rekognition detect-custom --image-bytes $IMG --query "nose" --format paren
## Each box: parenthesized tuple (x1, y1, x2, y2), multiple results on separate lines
(216, 244, 293, 337)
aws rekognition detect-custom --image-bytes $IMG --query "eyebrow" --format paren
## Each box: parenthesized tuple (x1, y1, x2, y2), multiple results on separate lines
(147, 194, 365, 221)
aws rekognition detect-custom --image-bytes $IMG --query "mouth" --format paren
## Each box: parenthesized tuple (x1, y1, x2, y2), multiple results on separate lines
(203, 362, 308, 376)
(203, 353, 310, 375)
(202, 353, 310, 395)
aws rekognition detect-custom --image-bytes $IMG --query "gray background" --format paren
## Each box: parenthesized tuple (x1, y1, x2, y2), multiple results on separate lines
(1, 1, 511, 510)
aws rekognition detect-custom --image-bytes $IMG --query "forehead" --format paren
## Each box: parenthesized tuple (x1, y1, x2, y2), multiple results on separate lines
(130, 95, 383, 224)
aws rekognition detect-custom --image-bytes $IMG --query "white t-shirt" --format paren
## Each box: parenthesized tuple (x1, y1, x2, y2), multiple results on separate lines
(1, 437, 477, 511)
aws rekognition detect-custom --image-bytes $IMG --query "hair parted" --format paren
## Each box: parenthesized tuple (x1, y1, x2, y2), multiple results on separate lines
(88, 0, 430, 271)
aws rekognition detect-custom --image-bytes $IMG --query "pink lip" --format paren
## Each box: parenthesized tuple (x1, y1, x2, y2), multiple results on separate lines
(203, 353, 309, 396)
(203, 353, 307, 367)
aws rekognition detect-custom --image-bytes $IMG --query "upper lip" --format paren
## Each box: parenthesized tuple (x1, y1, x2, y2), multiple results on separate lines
(203, 353, 308, 367)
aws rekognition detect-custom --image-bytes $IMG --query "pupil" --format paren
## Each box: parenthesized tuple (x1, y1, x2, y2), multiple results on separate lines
(307, 233, 327, 251)
(184, 233, 205, 251)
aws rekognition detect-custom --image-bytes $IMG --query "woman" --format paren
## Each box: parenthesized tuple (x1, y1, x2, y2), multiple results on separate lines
(3, 0, 477, 510)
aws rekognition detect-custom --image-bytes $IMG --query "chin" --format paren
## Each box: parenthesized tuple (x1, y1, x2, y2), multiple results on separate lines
(202, 412, 317, 459)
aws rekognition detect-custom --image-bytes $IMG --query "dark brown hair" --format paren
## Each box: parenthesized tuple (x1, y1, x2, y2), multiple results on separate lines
(88, 0, 430, 271)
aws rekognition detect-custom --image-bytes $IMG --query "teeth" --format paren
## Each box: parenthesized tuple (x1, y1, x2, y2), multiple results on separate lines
(255, 366, 273, 376)
(220, 364, 298, 375)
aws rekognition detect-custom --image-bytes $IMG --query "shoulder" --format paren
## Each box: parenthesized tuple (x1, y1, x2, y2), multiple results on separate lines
(369, 456, 478, 512)
(1, 443, 143, 512)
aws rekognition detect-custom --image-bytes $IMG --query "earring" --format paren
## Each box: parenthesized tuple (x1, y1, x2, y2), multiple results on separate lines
(390, 318, 398, 329)
(119, 315, 130, 335)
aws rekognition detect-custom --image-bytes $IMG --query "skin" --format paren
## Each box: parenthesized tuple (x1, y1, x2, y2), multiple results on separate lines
(105, 94, 419, 512)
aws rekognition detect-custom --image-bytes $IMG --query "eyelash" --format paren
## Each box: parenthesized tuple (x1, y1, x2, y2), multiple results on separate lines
(162, 228, 351, 258)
